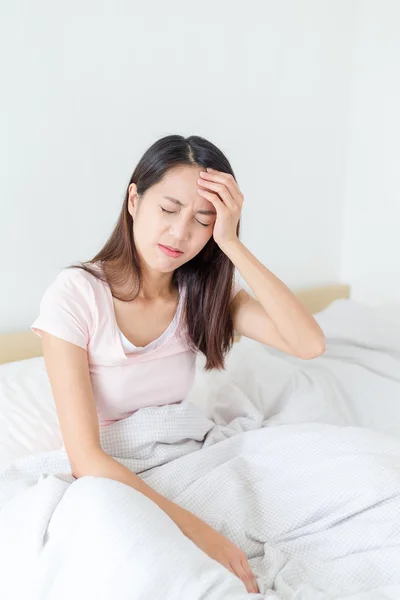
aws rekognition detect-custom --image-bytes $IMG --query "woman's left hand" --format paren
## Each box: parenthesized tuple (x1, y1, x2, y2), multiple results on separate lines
(197, 168, 244, 249)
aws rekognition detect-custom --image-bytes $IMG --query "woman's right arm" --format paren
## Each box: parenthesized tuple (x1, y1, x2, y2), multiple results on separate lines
(40, 332, 259, 594)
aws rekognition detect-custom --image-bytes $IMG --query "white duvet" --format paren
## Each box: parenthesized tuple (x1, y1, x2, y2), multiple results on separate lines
(1, 299, 400, 600)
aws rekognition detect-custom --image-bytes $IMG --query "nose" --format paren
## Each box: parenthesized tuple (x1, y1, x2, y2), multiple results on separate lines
(169, 214, 191, 241)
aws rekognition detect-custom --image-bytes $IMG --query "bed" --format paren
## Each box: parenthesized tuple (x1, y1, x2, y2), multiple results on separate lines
(0, 283, 351, 365)
(2, 281, 400, 600)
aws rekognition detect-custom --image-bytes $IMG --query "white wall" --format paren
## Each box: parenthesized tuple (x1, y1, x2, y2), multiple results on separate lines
(341, 0, 400, 305)
(1, 1, 358, 333)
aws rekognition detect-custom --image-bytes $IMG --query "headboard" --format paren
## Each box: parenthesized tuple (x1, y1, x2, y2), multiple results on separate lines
(0, 283, 350, 365)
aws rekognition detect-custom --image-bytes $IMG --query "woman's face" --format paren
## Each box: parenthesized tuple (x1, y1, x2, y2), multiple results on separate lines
(128, 165, 217, 273)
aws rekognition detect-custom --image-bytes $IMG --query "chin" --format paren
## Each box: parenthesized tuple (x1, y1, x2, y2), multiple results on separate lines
(157, 264, 177, 273)
(149, 255, 181, 273)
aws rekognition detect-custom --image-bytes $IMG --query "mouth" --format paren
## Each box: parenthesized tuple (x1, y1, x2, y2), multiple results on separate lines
(158, 244, 184, 258)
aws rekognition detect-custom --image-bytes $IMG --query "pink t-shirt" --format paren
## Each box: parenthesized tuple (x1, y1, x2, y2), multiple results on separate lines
(31, 263, 242, 427)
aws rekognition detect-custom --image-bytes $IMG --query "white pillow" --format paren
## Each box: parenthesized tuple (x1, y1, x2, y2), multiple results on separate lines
(0, 357, 62, 469)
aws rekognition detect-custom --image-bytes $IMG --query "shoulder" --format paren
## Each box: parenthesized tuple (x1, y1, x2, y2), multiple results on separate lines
(48, 266, 94, 294)
(40, 264, 105, 310)
(55, 261, 105, 289)
(32, 265, 106, 346)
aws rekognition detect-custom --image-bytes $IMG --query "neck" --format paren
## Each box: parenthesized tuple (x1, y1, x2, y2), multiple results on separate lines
(138, 263, 176, 301)
(139, 277, 175, 300)
(98, 259, 176, 301)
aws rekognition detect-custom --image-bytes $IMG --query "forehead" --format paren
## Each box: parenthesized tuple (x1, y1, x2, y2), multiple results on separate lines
(155, 166, 215, 212)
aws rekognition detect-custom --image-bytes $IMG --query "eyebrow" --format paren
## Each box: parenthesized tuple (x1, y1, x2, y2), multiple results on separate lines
(163, 196, 217, 216)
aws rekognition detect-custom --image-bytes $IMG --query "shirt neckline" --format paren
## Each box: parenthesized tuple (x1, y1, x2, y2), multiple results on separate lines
(93, 262, 184, 360)
(116, 294, 183, 355)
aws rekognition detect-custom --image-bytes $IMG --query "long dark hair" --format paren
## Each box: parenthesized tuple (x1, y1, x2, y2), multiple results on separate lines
(69, 134, 241, 370)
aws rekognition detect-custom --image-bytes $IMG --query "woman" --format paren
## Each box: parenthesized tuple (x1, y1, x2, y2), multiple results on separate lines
(32, 134, 325, 594)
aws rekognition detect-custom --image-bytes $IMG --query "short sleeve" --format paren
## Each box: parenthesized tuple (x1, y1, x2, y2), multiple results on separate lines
(31, 268, 93, 350)
(230, 279, 243, 301)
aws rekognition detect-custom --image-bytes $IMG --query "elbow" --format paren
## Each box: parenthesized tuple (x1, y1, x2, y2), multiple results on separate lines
(71, 465, 88, 479)
(71, 463, 86, 479)
(298, 334, 326, 360)
(70, 448, 106, 479)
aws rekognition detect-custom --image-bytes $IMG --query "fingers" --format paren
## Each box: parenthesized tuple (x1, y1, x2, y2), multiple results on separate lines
(206, 168, 243, 201)
(197, 178, 236, 211)
(230, 558, 259, 594)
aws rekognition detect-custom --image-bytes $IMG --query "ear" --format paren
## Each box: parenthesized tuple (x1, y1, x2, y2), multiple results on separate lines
(127, 183, 139, 218)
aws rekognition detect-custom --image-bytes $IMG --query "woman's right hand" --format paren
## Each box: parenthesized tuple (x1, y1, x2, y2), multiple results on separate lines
(185, 518, 259, 594)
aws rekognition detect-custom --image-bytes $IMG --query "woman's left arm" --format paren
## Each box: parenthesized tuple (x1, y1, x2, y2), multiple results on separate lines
(196, 167, 326, 360)
(222, 238, 326, 359)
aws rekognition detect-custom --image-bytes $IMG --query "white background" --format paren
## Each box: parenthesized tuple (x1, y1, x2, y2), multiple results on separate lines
(1, 0, 398, 332)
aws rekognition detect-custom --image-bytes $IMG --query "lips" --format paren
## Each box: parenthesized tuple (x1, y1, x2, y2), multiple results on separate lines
(163, 245, 182, 252)
(158, 244, 184, 258)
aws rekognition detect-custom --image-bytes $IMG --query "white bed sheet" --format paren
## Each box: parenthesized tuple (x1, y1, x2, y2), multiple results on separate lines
(1, 298, 400, 599)
(190, 298, 400, 442)
(1, 298, 400, 469)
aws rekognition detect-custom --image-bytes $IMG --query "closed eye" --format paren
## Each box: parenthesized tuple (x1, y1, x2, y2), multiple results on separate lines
(160, 207, 210, 227)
